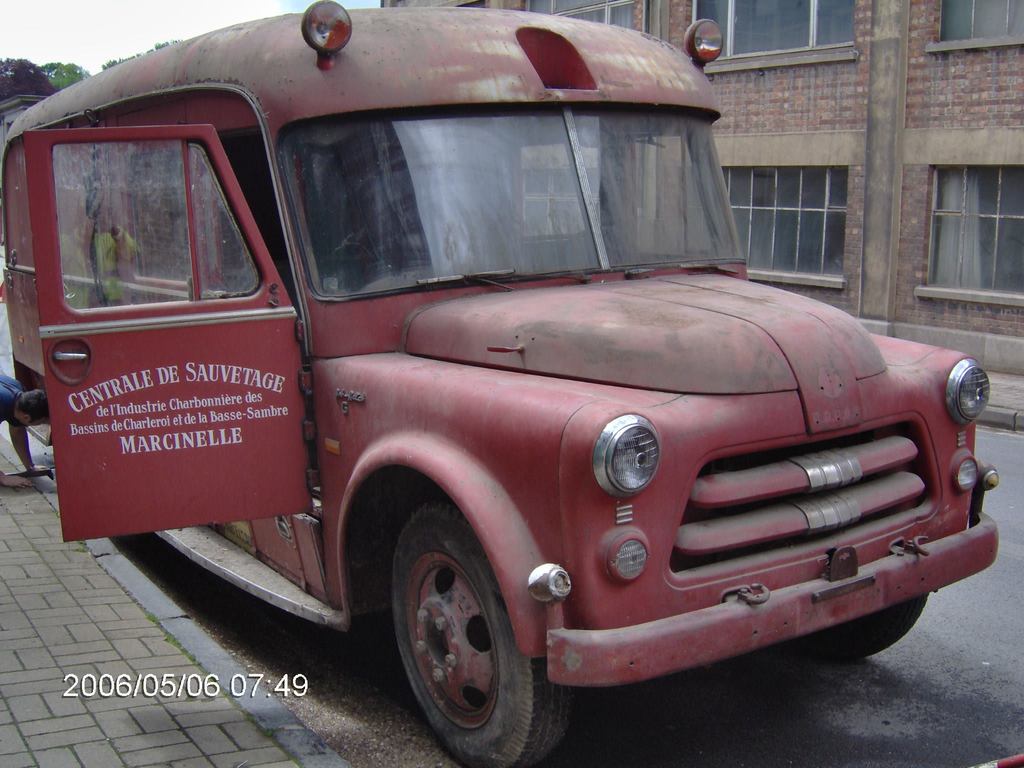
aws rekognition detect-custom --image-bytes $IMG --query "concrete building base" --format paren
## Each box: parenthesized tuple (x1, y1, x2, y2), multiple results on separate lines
(861, 319, 1024, 375)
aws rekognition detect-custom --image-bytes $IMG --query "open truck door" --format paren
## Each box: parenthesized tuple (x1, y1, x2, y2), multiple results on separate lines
(6, 125, 310, 541)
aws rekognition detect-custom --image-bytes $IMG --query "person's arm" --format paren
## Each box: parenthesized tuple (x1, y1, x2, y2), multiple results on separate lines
(10, 424, 34, 470)
(0, 425, 34, 488)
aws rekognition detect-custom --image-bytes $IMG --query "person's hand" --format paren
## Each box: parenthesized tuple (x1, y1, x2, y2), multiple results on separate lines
(0, 474, 31, 489)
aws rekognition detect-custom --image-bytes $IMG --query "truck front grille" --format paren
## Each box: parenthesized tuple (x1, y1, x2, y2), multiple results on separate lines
(672, 429, 926, 572)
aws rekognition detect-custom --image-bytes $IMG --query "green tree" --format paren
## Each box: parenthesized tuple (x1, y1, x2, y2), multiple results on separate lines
(41, 62, 90, 90)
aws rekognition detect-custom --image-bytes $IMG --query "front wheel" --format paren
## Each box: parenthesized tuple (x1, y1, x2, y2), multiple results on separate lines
(392, 503, 571, 768)
(797, 595, 928, 661)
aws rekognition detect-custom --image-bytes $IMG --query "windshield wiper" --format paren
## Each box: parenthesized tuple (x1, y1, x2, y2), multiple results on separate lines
(416, 269, 517, 290)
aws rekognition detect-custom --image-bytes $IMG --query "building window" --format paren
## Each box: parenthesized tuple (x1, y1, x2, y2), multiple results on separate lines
(527, 0, 635, 28)
(930, 167, 1024, 293)
(696, 0, 853, 56)
(726, 166, 847, 275)
(940, 0, 1024, 41)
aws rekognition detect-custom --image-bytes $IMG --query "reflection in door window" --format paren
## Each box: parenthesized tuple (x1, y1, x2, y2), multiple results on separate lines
(53, 141, 192, 308)
(188, 145, 259, 298)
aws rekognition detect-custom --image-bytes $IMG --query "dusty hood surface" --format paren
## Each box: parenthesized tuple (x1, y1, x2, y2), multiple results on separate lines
(404, 274, 886, 432)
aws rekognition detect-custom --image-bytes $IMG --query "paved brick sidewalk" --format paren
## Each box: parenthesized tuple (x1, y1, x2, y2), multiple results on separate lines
(0, 458, 301, 767)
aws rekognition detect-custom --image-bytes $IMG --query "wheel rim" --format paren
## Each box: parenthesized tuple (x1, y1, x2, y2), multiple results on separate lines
(405, 551, 498, 728)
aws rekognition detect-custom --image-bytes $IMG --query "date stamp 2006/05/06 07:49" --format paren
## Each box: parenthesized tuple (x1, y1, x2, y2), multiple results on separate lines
(62, 672, 309, 699)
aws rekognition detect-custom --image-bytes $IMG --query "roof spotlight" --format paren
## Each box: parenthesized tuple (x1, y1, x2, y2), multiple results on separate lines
(302, 1, 353, 69)
(683, 19, 723, 68)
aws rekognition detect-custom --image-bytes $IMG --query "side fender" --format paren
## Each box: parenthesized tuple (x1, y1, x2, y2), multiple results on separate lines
(327, 432, 549, 657)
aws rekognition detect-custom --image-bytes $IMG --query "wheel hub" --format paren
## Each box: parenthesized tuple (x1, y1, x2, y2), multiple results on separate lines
(407, 552, 497, 728)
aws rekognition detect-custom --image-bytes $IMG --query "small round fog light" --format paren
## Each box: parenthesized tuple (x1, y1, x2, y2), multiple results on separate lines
(956, 458, 978, 492)
(609, 539, 648, 580)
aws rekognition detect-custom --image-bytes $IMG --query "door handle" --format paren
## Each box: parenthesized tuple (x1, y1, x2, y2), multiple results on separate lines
(52, 350, 90, 362)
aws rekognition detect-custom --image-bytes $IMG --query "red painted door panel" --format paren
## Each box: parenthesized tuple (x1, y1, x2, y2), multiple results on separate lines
(21, 126, 310, 540)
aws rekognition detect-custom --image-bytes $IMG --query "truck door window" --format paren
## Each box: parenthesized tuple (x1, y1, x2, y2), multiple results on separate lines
(54, 141, 192, 307)
(187, 144, 259, 298)
(52, 140, 259, 309)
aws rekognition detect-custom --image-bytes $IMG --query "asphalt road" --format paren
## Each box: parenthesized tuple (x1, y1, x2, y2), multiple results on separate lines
(115, 427, 1024, 768)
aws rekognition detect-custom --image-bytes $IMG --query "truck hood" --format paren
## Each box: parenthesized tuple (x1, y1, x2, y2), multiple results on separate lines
(403, 274, 886, 433)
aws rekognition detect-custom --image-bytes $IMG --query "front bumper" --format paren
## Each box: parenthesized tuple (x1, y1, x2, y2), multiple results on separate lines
(547, 514, 998, 686)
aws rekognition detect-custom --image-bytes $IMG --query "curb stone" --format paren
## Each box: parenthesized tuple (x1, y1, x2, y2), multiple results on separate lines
(978, 406, 1021, 432)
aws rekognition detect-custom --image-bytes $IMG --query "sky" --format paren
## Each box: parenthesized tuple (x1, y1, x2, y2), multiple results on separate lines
(1, 0, 381, 76)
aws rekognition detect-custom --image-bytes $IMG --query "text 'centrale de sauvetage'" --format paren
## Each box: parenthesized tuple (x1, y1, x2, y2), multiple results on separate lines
(64, 363, 293, 455)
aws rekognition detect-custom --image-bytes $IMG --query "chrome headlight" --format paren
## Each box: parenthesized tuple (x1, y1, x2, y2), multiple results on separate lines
(945, 359, 990, 424)
(593, 415, 660, 496)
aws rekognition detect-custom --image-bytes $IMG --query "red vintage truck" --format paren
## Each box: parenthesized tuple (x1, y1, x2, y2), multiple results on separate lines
(0, 4, 999, 766)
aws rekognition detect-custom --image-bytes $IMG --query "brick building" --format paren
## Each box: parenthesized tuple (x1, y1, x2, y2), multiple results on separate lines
(383, 0, 1024, 373)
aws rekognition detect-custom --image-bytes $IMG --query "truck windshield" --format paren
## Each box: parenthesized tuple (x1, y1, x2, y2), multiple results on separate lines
(280, 107, 739, 297)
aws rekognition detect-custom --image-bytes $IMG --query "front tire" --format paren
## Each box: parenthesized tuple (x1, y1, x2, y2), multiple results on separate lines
(797, 595, 928, 661)
(392, 503, 571, 768)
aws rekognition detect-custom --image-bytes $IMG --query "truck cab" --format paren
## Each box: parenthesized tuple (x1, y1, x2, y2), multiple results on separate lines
(0, 6, 998, 767)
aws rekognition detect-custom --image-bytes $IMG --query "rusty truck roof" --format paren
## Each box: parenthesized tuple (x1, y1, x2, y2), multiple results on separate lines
(10, 8, 718, 140)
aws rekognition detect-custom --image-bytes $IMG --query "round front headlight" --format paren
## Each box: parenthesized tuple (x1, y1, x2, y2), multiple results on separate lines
(593, 415, 660, 496)
(946, 359, 990, 424)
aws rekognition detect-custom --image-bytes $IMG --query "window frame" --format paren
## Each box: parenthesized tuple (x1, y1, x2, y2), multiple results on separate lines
(527, 0, 638, 29)
(726, 165, 848, 278)
(927, 166, 1024, 294)
(694, 0, 854, 58)
(938, 0, 1024, 42)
